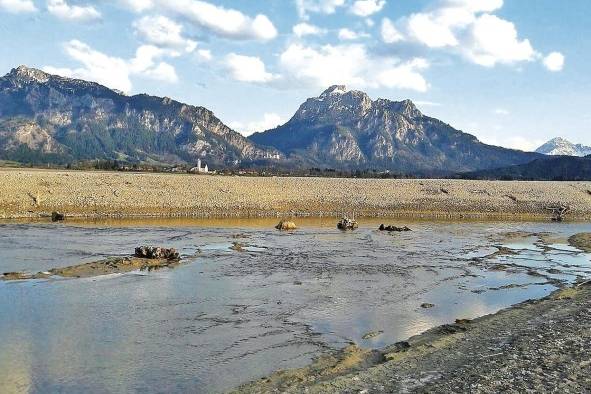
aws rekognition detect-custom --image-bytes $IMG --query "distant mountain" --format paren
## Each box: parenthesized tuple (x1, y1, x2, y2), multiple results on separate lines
(250, 85, 542, 175)
(535, 137, 591, 157)
(0, 65, 281, 166)
(462, 155, 591, 181)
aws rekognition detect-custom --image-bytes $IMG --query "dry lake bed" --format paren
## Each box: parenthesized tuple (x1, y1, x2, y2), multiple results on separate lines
(1, 217, 590, 393)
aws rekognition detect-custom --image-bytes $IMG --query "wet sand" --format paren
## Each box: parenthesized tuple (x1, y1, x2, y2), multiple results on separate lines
(235, 282, 591, 393)
(1, 168, 591, 219)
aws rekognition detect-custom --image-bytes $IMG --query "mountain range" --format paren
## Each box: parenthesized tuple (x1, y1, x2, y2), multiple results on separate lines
(0, 66, 544, 175)
(535, 137, 591, 157)
(251, 85, 541, 175)
(0, 65, 281, 167)
(464, 155, 591, 181)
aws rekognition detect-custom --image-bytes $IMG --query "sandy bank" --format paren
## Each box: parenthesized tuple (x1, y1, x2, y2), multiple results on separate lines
(1, 168, 590, 219)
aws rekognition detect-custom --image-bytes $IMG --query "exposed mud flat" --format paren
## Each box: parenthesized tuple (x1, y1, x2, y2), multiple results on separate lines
(236, 283, 591, 393)
(1, 255, 181, 281)
(0, 219, 590, 393)
(569, 232, 591, 252)
(1, 168, 591, 219)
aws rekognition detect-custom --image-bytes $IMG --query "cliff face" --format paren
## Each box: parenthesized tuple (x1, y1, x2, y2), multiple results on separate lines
(0, 65, 281, 166)
(250, 85, 541, 174)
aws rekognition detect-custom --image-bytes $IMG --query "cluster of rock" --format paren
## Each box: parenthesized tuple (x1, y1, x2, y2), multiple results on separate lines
(379, 224, 412, 232)
(276, 220, 297, 230)
(337, 217, 358, 230)
(134, 246, 180, 260)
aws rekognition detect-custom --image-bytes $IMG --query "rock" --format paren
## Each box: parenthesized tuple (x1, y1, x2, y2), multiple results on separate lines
(134, 246, 180, 260)
(51, 211, 65, 222)
(379, 224, 412, 232)
(362, 330, 384, 339)
(276, 220, 297, 230)
(230, 242, 244, 252)
(421, 303, 435, 309)
(337, 217, 358, 230)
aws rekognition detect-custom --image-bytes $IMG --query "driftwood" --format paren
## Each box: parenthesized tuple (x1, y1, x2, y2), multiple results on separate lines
(546, 204, 570, 222)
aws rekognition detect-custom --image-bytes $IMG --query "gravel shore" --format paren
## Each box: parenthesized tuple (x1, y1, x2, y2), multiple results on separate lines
(236, 281, 591, 393)
(1, 168, 590, 219)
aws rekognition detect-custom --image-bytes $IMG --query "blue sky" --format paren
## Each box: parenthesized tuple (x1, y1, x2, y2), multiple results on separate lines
(0, 0, 589, 150)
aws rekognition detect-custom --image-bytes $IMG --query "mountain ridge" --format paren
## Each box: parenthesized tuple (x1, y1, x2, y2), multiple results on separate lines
(535, 137, 591, 157)
(250, 85, 541, 175)
(0, 68, 545, 175)
(0, 65, 281, 166)
(463, 155, 591, 181)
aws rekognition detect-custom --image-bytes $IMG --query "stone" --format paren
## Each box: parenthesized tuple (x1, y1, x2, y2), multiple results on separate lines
(337, 217, 358, 230)
(275, 220, 297, 230)
(379, 224, 412, 232)
(134, 246, 180, 260)
(51, 211, 65, 222)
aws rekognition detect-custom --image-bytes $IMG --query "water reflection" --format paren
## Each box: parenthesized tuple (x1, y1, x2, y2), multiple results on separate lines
(0, 219, 589, 393)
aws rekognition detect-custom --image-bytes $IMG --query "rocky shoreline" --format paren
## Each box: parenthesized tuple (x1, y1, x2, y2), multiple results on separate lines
(234, 281, 591, 393)
(1, 168, 591, 220)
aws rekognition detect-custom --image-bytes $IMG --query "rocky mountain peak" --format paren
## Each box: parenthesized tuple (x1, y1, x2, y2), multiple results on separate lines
(536, 137, 591, 156)
(320, 85, 348, 96)
(8, 65, 50, 83)
(374, 98, 422, 119)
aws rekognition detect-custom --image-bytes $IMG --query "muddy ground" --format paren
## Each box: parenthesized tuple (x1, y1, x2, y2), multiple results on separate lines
(235, 281, 591, 393)
(1, 255, 180, 280)
(235, 233, 591, 393)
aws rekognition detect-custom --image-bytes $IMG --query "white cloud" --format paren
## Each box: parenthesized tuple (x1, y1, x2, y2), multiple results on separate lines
(381, 17, 403, 43)
(279, 43, 429, 91)
(129, 45, 179, 83)
(164, 0, 277, 41)
(350, 0, 385, 17)
(120, 0, 152, 12)
(543, 52, 565, 72)
(464, 14, 535, 67)
(338, 28, 367, 41)
(47, 0, 101, 22)
(295, 0, 345, 19)
(44, 40, 178, 93)
(395, 0, 545, 68)
(121, 0, 277, 41)
(225, 53, 277, 83)
(133, 15, 197, 52)
(230, 113, 284, 136)
(375, 58, 430, 91)
(0, 0, 37, 13)
(196, 49, 212, 61)
(293, 22, 326, 37)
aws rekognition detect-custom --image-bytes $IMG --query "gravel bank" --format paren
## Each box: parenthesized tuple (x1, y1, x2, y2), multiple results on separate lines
(1, 168, 590, 219)
(236, 282, 591, 393)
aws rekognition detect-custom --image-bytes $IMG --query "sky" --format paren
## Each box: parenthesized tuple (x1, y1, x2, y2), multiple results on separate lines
(0, 0, 590, 151)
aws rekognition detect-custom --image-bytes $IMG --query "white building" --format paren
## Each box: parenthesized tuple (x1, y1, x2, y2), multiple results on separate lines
(191, 159, 209, 173)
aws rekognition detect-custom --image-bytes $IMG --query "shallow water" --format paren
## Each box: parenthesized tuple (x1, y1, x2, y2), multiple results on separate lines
(1, 218, 590, 393)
